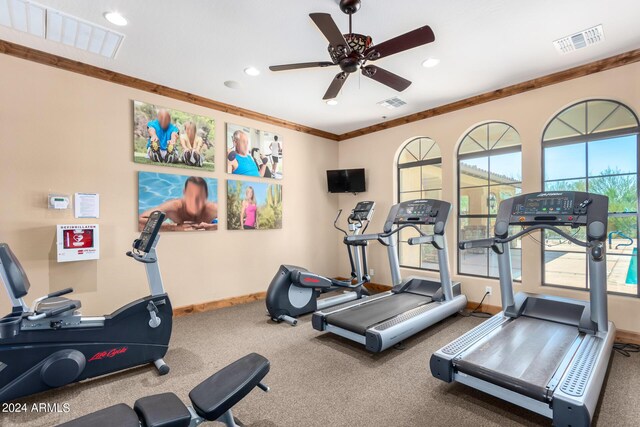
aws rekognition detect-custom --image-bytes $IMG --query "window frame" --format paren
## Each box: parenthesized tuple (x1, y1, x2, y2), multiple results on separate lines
(541, 99, 640, 297)
(396, 138, 442, 272)
(456, 122, 523, 280)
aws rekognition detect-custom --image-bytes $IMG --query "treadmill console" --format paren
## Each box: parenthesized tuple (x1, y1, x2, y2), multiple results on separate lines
(134, 211, 166, 253)
(495, 191, 608, 241)
(385, 199, 451, 235)
(350, 201, 375, 222)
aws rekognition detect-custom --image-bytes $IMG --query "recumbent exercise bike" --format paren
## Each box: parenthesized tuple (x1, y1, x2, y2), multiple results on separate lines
(0, 211, 172, 402)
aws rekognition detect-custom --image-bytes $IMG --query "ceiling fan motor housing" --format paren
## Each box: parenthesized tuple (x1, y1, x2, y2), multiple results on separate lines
(339, 0, 361, 15)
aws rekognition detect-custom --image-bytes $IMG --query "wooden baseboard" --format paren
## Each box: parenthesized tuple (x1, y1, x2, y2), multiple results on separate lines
(173, 291, 266, 317)
(466, 301, 502, 315)
(364, 282, 393, 293)
(613, 328, 640, 345)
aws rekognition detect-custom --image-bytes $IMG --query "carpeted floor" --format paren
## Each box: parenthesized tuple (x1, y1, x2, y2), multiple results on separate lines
(5, 300, 640, 427)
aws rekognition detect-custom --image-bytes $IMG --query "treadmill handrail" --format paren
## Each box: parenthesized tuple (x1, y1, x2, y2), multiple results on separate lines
(345, 224, 426, 245)
(500, 224, 590, 247)
(408, 235, 434, 245)
(345, 233, 380, 243)
(459, 224, 591, 251)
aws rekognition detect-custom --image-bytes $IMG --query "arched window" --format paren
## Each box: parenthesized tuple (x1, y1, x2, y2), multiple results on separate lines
(397, 137, 442, 270)
(457, 122, 522, 279)
(542, 100, 639, 296)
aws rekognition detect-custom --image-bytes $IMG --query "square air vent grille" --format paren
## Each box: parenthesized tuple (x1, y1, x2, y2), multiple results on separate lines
(553, 25, 604, 54)
(377, 96, 407, 109)
(0, 0, 124, 58)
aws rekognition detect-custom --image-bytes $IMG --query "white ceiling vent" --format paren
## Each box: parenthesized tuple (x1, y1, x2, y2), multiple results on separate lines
(377, 96, 407, 109)
(553, 25, 604, 54)
(0, 0, 124, 58)
(0, 0, 45, 37)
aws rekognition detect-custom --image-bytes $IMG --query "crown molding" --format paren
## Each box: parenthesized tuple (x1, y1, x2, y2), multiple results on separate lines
(1, 40, 638, 143)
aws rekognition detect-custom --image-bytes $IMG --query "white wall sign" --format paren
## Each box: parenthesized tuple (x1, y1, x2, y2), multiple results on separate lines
(56, 224, 100, 262)
(74, 193, 100, 218)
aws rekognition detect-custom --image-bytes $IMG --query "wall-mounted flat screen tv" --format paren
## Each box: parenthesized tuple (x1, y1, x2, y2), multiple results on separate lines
(326, 168, 366, 193)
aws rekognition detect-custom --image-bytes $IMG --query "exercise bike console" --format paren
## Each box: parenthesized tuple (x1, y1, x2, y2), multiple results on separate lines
(350, 201, 375, 222)
(127, 210, 165, 263)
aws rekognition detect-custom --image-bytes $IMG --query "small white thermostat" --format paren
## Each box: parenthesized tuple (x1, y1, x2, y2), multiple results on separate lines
(48, 194, 70, 210)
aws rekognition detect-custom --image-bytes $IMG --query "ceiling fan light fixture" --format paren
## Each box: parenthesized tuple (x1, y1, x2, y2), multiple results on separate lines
(422, 57, 440, 68)
(244, 67, 260, 76)
(326, 99, 338, 106)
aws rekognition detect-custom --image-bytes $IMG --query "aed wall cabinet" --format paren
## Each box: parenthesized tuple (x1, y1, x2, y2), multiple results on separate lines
(56, 224, 100, 262)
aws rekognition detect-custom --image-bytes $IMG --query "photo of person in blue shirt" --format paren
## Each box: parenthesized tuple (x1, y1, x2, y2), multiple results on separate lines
(147, 109, 180, 163)
(227, 130, 266, 177)
(134, 101, 216, 171)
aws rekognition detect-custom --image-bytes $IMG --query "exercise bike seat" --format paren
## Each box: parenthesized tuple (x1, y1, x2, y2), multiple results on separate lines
(36, 296, 81, 315)
(57, 403, 139, 427)
(189, 352, 270, 421)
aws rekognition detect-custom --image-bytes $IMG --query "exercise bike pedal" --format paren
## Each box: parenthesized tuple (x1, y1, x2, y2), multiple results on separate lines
(147, 301, 162, 328)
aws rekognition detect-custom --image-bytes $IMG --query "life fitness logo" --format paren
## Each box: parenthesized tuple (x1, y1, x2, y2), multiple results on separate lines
(304, 277, 320, 283)
(89, 347, 128, 362)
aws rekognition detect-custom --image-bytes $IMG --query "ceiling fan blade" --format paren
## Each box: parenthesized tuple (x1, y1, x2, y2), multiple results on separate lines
(362, 65, 411, 92)
(323, 72, 349, 100)
(269, 62, 335, 72)
(309, 13, 351, 54)
(365, 25, 435, 60)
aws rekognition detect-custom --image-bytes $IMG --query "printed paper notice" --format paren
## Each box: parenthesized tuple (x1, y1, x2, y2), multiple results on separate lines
(74, 193, 100, 218)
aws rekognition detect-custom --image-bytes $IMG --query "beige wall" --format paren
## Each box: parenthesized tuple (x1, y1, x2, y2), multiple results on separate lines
(0, 54, 339, 314)
(337, 61, 640, 333)
(1, 52, 639, 333)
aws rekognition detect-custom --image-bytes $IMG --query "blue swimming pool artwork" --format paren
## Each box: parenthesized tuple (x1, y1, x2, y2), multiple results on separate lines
(138, 172, 218, 229)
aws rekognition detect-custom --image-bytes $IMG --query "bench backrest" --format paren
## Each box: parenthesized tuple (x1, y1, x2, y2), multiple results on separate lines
(0, 243, 31, 299)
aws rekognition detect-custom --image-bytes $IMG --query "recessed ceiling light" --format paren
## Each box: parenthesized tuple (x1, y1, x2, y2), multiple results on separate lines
(422, 57, 440, 68)
(244, 67, 260, 76)
(104, 11, 127, 26)
(224, 80, 242, 89)
(326, 99, 338, 106)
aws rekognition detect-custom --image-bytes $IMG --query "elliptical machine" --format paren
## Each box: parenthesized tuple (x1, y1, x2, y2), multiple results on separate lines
(266, 201, 375, 326)
(0, 211, 172, 403)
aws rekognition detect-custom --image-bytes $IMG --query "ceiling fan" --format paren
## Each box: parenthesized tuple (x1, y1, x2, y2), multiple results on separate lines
(269, 0, 435, 100)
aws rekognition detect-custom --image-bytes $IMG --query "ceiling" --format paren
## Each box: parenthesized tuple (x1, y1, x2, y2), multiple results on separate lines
(1, 0, 639, 135)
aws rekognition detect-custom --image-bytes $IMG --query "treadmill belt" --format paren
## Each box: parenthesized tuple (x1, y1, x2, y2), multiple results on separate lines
(326, 293, 432, 335)
(455, 316, 580, 402)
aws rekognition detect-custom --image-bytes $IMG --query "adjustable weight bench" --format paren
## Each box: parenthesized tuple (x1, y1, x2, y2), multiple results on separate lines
(57, 353, 270, 427)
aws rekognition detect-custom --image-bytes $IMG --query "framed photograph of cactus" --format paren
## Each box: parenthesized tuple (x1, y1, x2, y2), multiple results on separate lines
(226, 179, 282, 230)
(133, 100, 216, 171)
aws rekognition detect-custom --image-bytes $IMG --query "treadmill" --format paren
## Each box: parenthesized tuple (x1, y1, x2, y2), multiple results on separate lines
(312, 199, 467, 352)
(430, 191, 616, 426)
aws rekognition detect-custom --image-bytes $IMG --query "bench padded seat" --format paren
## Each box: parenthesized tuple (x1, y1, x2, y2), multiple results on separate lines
(189, 353, 270, 421)
(56, 403, 139, 427)
(134, 392, 191, 427)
